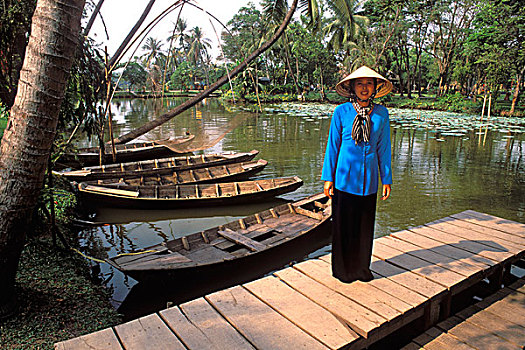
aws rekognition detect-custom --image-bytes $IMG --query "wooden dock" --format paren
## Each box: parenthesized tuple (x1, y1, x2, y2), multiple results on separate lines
(55, 210, 525, 350)
(403, 277, 525, 349)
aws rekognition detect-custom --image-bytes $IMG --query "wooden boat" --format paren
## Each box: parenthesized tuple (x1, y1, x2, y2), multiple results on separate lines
(58, 150, 259, 181)
(77, 176, 303, 209)
(106, 192, 332, 281)
(81, 159, 268, 186)
(57, 135, 195, 168)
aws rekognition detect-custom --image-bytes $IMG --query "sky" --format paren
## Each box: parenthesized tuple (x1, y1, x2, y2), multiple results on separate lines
(88, 0, 260, 61)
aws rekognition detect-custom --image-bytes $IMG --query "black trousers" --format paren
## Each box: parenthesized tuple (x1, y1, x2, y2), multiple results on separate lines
(331, 188, 377, 283)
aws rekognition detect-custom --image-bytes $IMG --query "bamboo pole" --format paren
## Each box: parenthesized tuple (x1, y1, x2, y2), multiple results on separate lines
(478, 93, 487, 145)
(483, 93, 491, 146)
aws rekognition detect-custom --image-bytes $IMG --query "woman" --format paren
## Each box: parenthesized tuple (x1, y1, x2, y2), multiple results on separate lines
(321, 66, 393, 283)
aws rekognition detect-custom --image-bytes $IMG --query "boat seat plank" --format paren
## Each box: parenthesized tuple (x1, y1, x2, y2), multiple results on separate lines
(54, 328, 122, 350)
(244, 275, 360, 349)
(452, 210, 525, 237)
(205, 285, 329, 350)
(217, 228, 267, 252)
(212, 224, 281, 249)
(114, 314, 186, 349)
(294, 206, 324, 220)
(274, 267, 385, 340)
(178, 298, 255, 349)
(294, 259, 412, 321)
(83, 185, 140, 198)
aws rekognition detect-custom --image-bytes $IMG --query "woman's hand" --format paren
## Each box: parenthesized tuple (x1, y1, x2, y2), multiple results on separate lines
(381, 184, 391, 200)
(324, 181, 334, 198)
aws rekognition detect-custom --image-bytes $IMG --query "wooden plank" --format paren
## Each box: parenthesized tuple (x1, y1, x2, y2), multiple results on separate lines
(114, 314, 186, 349)
(293, 259, 409, 322)
(319, 254, 429, 307)
(217, 228, 267, 252)
(398, 226, 513, 264)
(429, 217, 525, 248)
(83, 185, 139, 197)
(415, 327, 475, 350)
(454, 210, 525, 237)
(244, 275, 360, 349)
(367, 255, 447, 300)
(206, 285, 328, 350)
(392, 229, 494, 269)
(317, 255, 428, 308)
(181, 245, 234, 264)
(380, 235, 483, 284)
(178, 298, 254, 349)
(455, 304, 525, 347)
(160, 306, 234, 350)
(399, 342, 424, 350)
(294, 206, 323, 221)
(436, 315, 520, 350)
(373, 238, 466, 290)
(476, 288, 525, 326)
(424, 219, 525, 254)
(54, 328, 122, 350)
(274, 266, 385, 340)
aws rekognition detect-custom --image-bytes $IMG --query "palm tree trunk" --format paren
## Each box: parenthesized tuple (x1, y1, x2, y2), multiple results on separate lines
(0, 0, 84, 317)
(112, 0, 299, 145)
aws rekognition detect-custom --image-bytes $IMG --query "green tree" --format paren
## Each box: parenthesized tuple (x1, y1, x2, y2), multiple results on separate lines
(324, 0, 369, 67)
(121, 61, 148, 91)
(463, 0, 524, 112)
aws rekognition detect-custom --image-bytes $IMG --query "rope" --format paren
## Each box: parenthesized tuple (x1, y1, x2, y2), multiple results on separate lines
(71, 248, 106, 264)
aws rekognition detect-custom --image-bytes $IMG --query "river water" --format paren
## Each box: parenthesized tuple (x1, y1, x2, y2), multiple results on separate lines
(77, 97, 524, 318)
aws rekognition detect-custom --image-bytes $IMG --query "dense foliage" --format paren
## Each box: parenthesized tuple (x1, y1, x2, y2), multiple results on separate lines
(98, 0, 523, 114)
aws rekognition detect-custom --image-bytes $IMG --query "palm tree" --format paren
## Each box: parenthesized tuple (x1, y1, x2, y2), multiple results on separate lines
(187, 26, 212, 66)
(141, 37, 164, 69)
(324, 0, 369, 68)
(187, 26, 212, 88)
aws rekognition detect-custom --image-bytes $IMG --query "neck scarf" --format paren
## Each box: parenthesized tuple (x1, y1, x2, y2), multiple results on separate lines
(349, 93, 374, 144)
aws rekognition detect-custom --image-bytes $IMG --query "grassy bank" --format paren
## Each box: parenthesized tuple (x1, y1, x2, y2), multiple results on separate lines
(0, 238, 122, 349)
(233, 90, 524, 116)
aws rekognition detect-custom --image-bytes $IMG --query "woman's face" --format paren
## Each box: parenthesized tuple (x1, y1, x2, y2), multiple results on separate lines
(353, 78, 376, 101)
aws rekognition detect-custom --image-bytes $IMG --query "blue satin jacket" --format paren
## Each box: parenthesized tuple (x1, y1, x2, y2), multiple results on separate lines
(321, 102, 393, 196)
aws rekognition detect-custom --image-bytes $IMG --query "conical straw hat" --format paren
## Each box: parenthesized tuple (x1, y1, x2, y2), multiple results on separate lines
(335, 66, 393, 98)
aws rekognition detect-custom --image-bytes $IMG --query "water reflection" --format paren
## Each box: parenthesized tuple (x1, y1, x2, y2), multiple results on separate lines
(75, 97, 524, 317)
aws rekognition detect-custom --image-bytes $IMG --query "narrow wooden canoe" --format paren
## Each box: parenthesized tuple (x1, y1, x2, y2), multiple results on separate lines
(82, 159, 268, 187)
(58, 135, 195, 168)
(77, 176, 303, 209)
(106, 193, 331, 281)
(58, 150, 259, 181)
